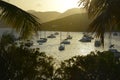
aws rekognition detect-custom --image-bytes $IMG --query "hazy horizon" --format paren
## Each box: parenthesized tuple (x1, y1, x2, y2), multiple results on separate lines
(8, 0, 81, 13)
(27, 8, 85, 13)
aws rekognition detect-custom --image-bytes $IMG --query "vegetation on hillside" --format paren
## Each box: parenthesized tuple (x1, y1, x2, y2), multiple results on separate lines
(0, 33, 54, 80)
(56, 51, 120, 80)
(28, 8, 85, 23)
(42, 13, 90, 32)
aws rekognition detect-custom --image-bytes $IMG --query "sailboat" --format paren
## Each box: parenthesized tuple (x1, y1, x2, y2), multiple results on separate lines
(24, 40, 33, 47)
(37, 31, 47, 44)
(79, 34, 93, 42)
(61, 32, 71, 44)
(47, 31, 56, 38)
(47, 34, 56, 38)
(113, 32, 118, 36)
(58, 32, 65, 51)
(66, 32, 72, 40)
(108, 35, 120, 57)
(61, 39, 70, 44)
(94, 40, 101, 47)
(54, 31, 59, 35)
(59, 44, 65, 51)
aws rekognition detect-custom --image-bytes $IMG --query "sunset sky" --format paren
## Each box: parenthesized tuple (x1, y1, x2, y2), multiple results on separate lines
(9, 0, 80, 12)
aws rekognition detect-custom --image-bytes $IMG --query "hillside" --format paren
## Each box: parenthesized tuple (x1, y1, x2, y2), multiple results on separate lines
(41, 13, 90, 32)
(0, 8, 88, 30)
(28, 8, 86, 23)
(57, 8, 86, 19)
(28, 10, 61, 23)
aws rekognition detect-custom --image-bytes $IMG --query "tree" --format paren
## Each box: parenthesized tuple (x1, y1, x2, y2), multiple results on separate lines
(55, 51, 120, 80)
(0, 33, 55, 80)
(79, 0, 120, 45)
(0, 0, 41, 39)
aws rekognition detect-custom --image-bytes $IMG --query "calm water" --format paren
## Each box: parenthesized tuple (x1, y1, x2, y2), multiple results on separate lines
(0, 28, 120, 61)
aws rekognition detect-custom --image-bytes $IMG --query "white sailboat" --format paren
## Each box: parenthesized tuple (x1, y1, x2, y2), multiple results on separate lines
(113, 32, 118, 36)
(108, 35, 120, 57)
(47, 31, 56, 38)
(61, 32, 71, 44)
(24, 40, 33, 47)
(47, 34, 56, 38)
(66, 32, 72, 40)
(61, 39, 70, 44)
(54, 31, 59, 35)
(58, 32, 65, 51)
(37, 31, 47, 44)
(79, 34, 93, 42)
(94, 39, 101, 47)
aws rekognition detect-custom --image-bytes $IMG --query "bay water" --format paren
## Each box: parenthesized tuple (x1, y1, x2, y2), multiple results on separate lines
(0, 28, 120, 61)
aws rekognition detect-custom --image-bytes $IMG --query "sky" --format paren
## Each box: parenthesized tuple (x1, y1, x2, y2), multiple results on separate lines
(8, 0, 80, 13)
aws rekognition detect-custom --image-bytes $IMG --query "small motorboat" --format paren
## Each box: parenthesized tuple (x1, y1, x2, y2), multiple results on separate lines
(79, 37, 91, 42)
(66, 35, 72, 39)
(109, 48, 118, 53)
(54, 32, 59, 35)
(61, 40, 70, 44)
(37, 38, 47, 43)
(24, 40, 33, 47)
(113, 32, 118, 36)
(79, 34, 93, 42)
(47, 34, 56, 38)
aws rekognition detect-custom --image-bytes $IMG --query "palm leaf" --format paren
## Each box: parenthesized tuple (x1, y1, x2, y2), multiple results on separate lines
(0, 1, 41, 39)
(79, 0, 120, 46)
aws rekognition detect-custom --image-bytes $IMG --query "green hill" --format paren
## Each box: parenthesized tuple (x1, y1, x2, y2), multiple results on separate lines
(28, 8, 86, 23)
(41, 13, 90, 32)
(57, 8, 86, 19)
(28, 10, 61, 23)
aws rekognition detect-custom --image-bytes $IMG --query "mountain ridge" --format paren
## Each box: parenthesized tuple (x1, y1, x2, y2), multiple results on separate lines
(0, 8, 89, 31)
(41, 13, 90, 32)
(28, 8, 86, 23)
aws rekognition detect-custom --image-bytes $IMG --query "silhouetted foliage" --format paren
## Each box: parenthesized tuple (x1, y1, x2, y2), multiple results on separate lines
(79, 0, 120, 45)
(1, 33, 120, 80)
(0, 0, 41, 39)
(55, 51, 120, 80)
(0, 33, 54, 80)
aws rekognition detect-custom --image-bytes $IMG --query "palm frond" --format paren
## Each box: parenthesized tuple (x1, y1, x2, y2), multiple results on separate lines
(0, 1, 41, 39)
(79, 0, 120, 46)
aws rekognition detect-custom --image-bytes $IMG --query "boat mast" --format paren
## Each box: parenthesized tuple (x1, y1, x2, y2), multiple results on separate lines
(60, 32, 62, 44)
(44, 31, 46, 38)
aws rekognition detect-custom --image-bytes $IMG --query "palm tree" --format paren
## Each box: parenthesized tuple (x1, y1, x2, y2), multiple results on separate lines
(0, 0, 41, 39)
(79, 0, 120, 45)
